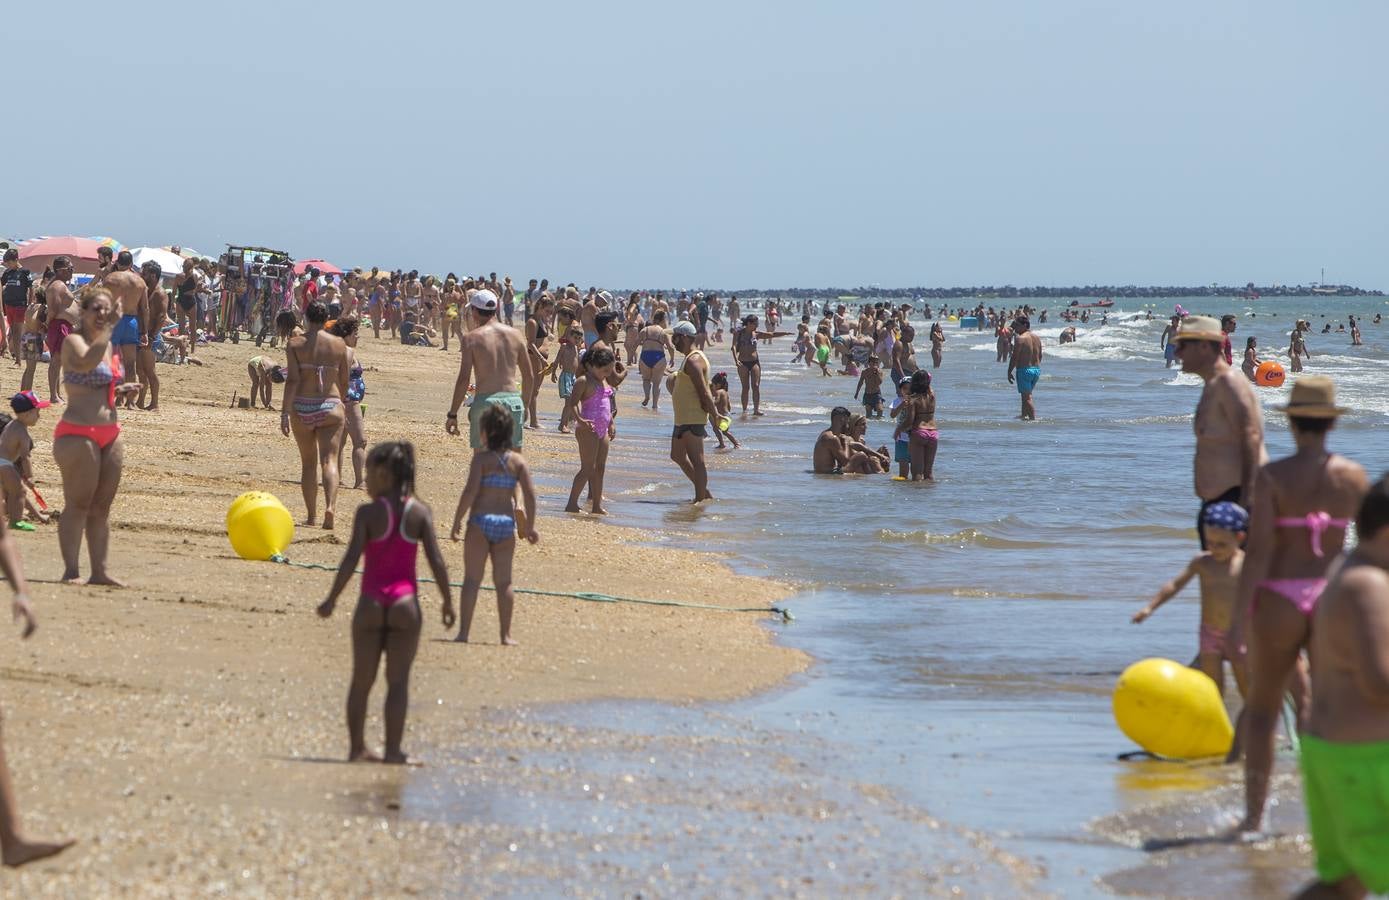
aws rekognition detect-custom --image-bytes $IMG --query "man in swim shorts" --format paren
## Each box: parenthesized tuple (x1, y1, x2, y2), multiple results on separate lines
(1006, 315, 1042, 420)
(446, 289, 533, 451)
(43, 257, 80, 405)
(1175, 315, 1266, 549)
(1298, 476, 1389, 897)
(103, 251, 149, 409)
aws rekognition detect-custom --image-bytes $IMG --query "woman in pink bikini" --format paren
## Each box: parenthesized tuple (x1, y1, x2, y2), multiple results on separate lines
(1234, 375, 1368, 835)
(318, 442, 455, 763)
(52, 288, 139, 585)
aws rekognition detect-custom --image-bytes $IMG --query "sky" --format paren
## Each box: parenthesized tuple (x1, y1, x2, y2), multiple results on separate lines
(6, 1, 1387, 289)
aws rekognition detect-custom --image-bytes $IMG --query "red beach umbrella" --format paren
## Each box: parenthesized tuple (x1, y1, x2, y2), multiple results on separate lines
(293, 259, 343, 277)
(18, 235, 108, 275)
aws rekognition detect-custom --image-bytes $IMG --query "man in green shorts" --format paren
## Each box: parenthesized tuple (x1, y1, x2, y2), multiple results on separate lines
(445, 289, 532, 449)
(1300, 475, 1389, 897)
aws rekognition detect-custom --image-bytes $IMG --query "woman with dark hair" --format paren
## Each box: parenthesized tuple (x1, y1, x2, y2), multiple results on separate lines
(1241, 336, 1259, 382)
(330, 316, 368, 490)
(282, 300, 350, 529)
(1233, 375, 1368, 835)
(53, 288, 139, 584)
(733, 314, 763, 416)
(523, 294, 554, 429)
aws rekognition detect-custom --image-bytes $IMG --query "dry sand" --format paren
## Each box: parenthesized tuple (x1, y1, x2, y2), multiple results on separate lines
(0, 334, 819, 895)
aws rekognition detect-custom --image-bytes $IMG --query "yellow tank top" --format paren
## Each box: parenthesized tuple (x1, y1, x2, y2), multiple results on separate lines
(673, 350, 709, 426)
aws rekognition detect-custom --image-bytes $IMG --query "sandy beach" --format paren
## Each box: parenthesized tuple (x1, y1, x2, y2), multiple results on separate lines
(0, 337, 819, 895)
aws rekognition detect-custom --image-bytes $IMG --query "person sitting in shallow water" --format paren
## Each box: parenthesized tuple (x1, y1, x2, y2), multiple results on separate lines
(813, 407, 882, 474)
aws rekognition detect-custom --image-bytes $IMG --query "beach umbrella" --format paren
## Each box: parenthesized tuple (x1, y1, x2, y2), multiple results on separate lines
(130, 247, 186, 278)
(294, 258, 343, 276)
(89, 235, 124, 252)
(18, 235, 107, 275)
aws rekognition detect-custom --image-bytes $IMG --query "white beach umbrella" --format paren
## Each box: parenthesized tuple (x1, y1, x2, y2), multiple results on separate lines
(130, 247, 186, 278)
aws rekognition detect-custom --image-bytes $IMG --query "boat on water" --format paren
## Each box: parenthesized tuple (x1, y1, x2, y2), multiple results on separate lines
(1311, 268, 1339, 295)
(1068, 298, 1114, 308)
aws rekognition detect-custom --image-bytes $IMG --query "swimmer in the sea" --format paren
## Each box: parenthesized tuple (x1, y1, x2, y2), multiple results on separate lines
(855, 355, 885, 418)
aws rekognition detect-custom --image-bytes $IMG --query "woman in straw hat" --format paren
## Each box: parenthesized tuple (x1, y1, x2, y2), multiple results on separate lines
(1231, 375, 1368, 835)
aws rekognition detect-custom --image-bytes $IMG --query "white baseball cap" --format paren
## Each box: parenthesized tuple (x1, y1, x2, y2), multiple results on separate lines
(470, 289, 498, 311)
(672, 321, 698, 337)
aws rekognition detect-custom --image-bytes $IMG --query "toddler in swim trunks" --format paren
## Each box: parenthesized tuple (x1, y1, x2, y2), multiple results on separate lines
(1132, 501, 1249, 754)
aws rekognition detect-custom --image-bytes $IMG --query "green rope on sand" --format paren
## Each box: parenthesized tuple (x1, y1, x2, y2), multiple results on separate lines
(266, 555, 794, 622)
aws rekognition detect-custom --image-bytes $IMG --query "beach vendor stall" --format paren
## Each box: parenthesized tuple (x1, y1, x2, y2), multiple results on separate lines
(219, 245, 294, 343)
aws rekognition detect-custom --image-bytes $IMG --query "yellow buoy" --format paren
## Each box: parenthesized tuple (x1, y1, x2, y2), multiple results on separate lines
(1113, 658, 1233, 759)
(226, 492, 295, 561)
(948, 315, 959, 322)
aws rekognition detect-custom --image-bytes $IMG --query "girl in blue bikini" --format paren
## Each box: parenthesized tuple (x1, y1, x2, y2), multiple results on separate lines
(450, 404, 539, 645)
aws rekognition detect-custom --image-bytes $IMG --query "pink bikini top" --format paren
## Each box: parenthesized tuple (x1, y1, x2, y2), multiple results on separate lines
(1274, 511, 1350, 558)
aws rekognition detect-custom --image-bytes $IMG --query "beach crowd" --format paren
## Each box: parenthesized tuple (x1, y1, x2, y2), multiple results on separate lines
(0, 245, 1385, 896)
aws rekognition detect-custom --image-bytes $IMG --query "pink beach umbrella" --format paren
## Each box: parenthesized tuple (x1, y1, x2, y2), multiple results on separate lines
(294, 258, 344, 277)
(18, 235, 109, 275)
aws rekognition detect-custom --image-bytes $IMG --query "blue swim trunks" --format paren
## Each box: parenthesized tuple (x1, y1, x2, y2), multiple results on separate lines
(895, 439, 911, 463)
(1016, 365, 1041, 395)
(558, 370, 576, 399)
(112, 313, 142, 347)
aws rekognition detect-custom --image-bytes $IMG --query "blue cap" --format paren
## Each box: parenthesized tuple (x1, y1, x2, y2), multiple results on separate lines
(1202, 501, 1248, 533)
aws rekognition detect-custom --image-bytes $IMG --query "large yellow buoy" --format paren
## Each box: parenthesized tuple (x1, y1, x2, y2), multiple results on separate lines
(226, 492, 295, 560)
(1113, 658, 1233, 759)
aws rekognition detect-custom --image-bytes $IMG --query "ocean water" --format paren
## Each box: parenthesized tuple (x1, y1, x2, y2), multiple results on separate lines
(531, 296, 1389, 895)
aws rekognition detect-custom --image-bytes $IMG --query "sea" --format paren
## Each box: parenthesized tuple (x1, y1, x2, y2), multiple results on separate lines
(515, 296, 1389, 896)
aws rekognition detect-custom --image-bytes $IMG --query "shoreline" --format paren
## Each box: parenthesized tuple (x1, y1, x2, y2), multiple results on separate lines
(0, 335, 809, 893)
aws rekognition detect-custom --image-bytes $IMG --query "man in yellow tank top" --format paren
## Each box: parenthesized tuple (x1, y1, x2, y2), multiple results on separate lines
(667, 321, 717, 502)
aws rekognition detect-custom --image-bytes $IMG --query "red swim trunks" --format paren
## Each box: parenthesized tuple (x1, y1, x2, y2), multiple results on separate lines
(45, 319, 72, 355)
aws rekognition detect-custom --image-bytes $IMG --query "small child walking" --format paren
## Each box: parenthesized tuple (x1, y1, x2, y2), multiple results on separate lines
(562, 347, 616, 515)
(888, 379, 911, 478)
(0, 392, 50, 531)
(553, 327, 582, 433)
(1133, 501, 1249, 706)
(451, 404, 540, 645)
(895, 370, 938, 481)
(855, 355, 885, 418)
(318, 442, 455, 763)
(709, 372, 741, 450)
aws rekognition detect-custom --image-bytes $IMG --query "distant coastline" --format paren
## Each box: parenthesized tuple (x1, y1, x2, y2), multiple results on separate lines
(717, 284, 1382, 300)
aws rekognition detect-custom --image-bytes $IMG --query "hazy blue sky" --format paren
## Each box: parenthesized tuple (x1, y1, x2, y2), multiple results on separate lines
(7, 1, 1386, 288)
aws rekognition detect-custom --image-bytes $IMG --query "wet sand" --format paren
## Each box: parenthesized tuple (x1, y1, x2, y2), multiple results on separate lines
(0, 336, 830, 894)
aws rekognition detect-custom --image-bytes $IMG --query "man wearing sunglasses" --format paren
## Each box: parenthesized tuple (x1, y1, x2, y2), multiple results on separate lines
(1174, 315, 1266, 549)
(44, 257, 80, 405)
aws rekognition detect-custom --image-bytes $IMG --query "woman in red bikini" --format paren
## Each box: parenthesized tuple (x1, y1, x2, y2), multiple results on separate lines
(1233, 375, 1368, 836)
(52, 288, 139, 585)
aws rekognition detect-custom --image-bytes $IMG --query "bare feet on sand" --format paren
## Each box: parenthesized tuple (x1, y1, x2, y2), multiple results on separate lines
(3, 838, 75, 868)
(348, 749, 383, 763)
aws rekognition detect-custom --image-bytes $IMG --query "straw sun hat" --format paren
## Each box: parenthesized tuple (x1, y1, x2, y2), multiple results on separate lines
(1171, 315, 1225, 343)
(1276, 375, 1347, 419)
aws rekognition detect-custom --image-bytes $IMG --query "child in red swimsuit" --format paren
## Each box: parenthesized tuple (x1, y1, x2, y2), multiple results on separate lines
(318, 441, 455, 763)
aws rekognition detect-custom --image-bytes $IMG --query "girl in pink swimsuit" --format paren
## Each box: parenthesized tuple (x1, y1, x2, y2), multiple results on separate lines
(1233, 375, 1369, 836)
(562, 347, 618, 515)
(318, 441, 456, 764)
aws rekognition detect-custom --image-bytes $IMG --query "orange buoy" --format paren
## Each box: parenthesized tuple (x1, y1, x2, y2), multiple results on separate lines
(1255, 360, 1286, 388)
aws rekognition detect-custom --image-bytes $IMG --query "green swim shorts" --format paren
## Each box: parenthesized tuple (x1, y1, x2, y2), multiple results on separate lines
(469, 391, 525, 450)
(1300, 733, 1389, 894)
